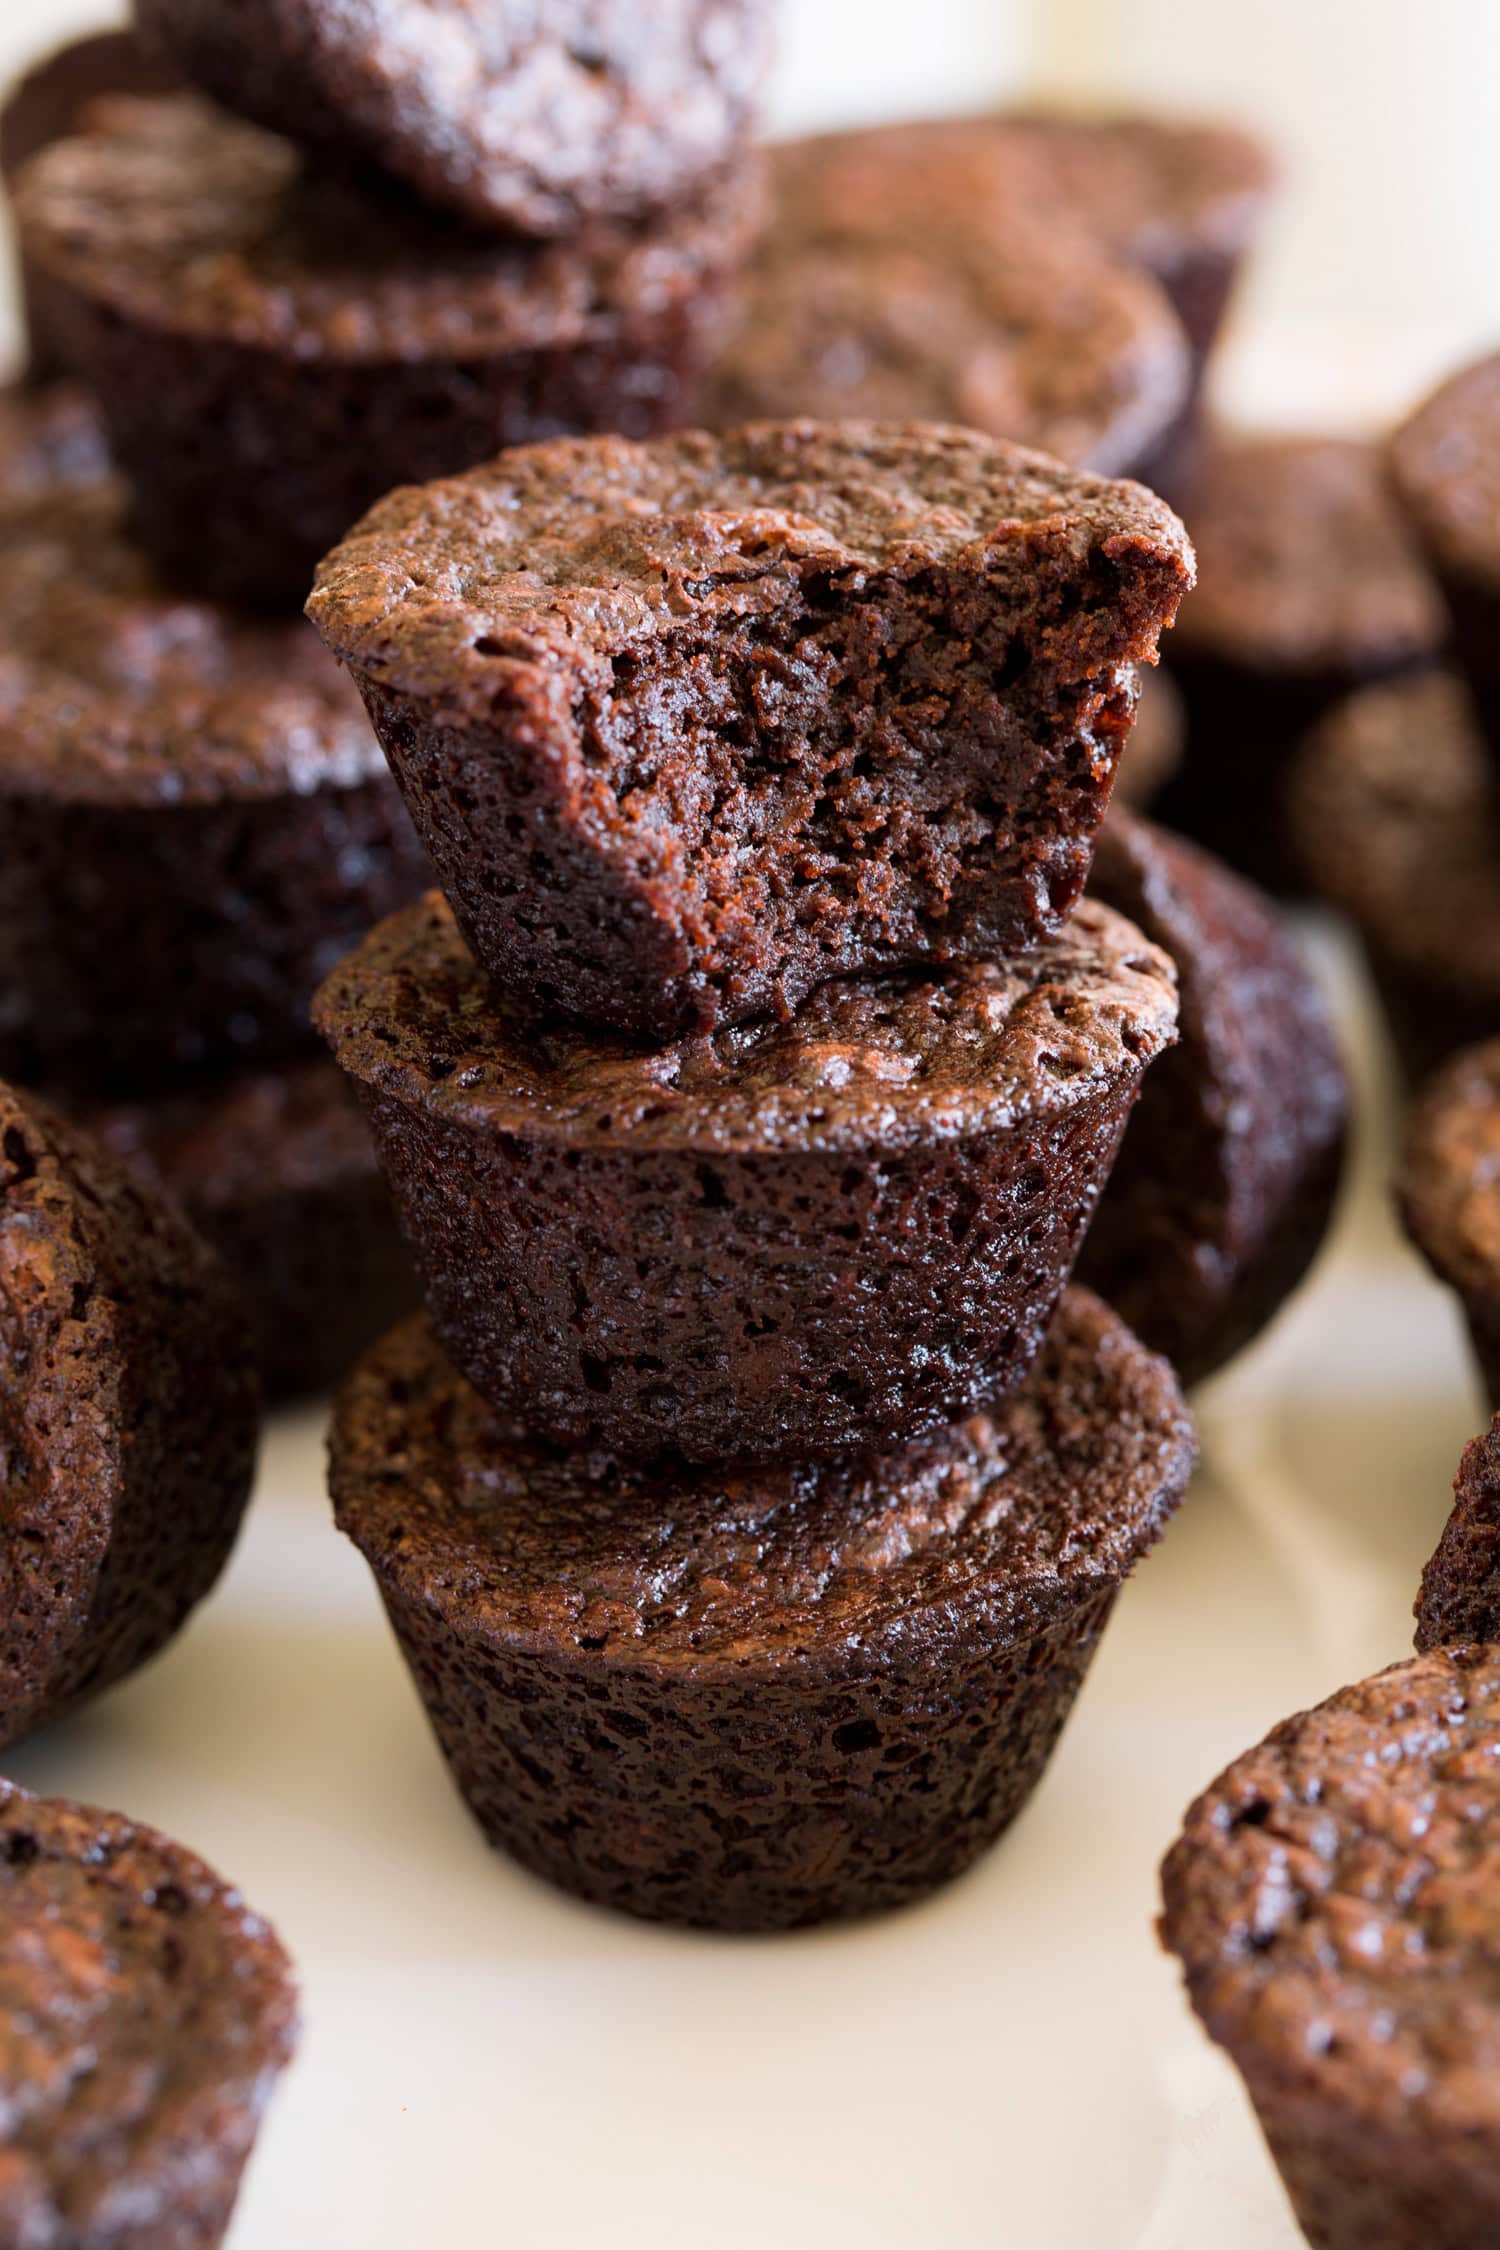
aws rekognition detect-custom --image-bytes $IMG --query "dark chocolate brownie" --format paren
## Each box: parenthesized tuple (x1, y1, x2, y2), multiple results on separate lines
(13, 94, 759, 607)
(83, 1058, 418, 1404)
(333, 1287, 1196, 1930)
(315, 890, 1178, 1464)
(0, 28, 179, 380)
(0, 1778, 296, 2248)
(310, 419, 1194, 1041)
(1161, 1646, 1500, 2250)
(1154, 435, 1445, 890)
(1291, 674, 1500, 1084)
(1081, 813, 1346, 1386)
(1415, 1416, 1500, 1651)
(1398, 1040, 1500, 1411)
(0, 383, 429, 1090)
(1391, 351, 1500, 769)
(698, 124, 1193, 480)
(133, 0, 774, 237)
(0, 1081, 258, 1750)
(1113, 664, 1183, 808)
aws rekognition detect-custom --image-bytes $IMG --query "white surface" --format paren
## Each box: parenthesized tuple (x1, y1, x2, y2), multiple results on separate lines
(7, 921, 1480, 2248)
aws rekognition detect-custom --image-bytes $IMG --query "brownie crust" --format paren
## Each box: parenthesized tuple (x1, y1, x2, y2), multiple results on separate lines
(1162, 1646, 1500, 2250)
(1415, 1416, 1500, 1651)
(1291, 674, 1500, 1084)
(0, 1778, 296, 2249)
(14, 96, 758, 606)
(315, 890, 1179, 1464)
(310, 419, 1193, 1041)
(1081, 814, 1347, 1386)
(83, 1059, 418, 1403)
(1391, 352, 1500, 767)
(0, 1083, 258, 1750)
(0, 384, 430, 1089)
(1398, 1040, 1500, 1410)
(332, 1289, 1196, 1930)
(133, 0, 774, 237)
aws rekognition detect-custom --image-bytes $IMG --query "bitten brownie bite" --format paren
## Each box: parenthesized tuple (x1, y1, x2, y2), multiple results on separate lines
(1162, 1647, 1500, 2250)
(310, 420, 1194, 1041)
(133, 0, 774, 237)
(1391, 352, 1500, 766)
(0, 1779, 296, 2249)
(332, 1289, 1196, 1931)
(0, 382, 429, 1091)
(315, 891, 1178, 1464)
(1080, 814, 1346, 1386)
(1154, 436, 1444, 889)
(1398, 1041, 1500, 1410)
(84, 1059, 418, 1404)
(1415, 1417, 1500, 1651)
(0, 1082, 257, 1750)
(13, 94, 758, 607)
(698, 124, 1192, 479)
(1291, 675, 1500, 1084)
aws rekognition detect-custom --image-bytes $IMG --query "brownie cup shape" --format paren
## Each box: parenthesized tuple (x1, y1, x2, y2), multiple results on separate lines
(333, 1289, 1196, 1930)
(0, 1082, 258, 1749)
(1415, 1417, 1500, 1651)
(315, 890, 1178, 1464)
(1162, 1646, 1500, 2250)
(1391, 353, 1500, 770)
(0, 28, 180, 381)
(0, 383, 429, 1091)
(1399, 1041, 1500, 1409)
(133, 0, 774, 237)
(1154, 437, 1445, 890)
(1080, 814, 1347, 1386)
(83, 1059, 418, 1404)
(698, 124, 1192, 481)
(1291, 675, 1500, 1084)
(310, 420, 1194, 1041)
(0, 1778, 296, 2248)
(13, 95, 759, 608)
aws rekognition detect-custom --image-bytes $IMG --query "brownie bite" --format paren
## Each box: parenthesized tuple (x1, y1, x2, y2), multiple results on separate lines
(315, 891, 1178, 1465)
(1154, 436, 1445, 890)
(13, 93, 759, 607)
(1081, 814, 1346, 1386)
(333, 1288, 1195, 1930)
(1161, 1646, 1500, 2250)
(84, 1058, 418, 1404)
(0, 1082, 258, 1750)
(1391, 351, 1500, 768)
(1415, 1416, 1500, 1651)
(0, 382, 429, 1091)
(1398, 1041, 1500, 1409)
(133, 0, 774, 237)
(0, 1778, 296, 2247)
(310, 420, 1194, 1041)
(698, 123, 1192, 480)
(1291, 675, 1500, 1083)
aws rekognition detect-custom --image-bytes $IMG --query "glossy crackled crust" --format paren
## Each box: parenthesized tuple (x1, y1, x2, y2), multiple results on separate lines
(314, 890, 1179, 1156)
(0, 1778, 296, 2245)
(1162, 1646, 1500, 2145)
(331, 1288, 1196, 1666)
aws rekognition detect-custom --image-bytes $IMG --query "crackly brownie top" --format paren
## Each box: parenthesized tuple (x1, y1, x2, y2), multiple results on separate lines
(1170, 436, 1444, 674)
(13, 93, 758, 363)
(333, 1288, 1195, 1665)
(1162, 1647, 1500, 2141)
(85, 1057, 378, 1209)
(0, 28, 179, 180)
(697, 126, 1189, 474)
(994, 111, 1274, 274)
(1292, 675, 1500, 988)
(1400, 1039, 1500, 1300)
(309, 417, 1194, 701)
(1391, 351, 1500, 585)
(0, 1779, 296, 2243)
(315, 890, 1179, 1154)
(1416, 1418, 1500, 1654)
(0, 384, 383, 804)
